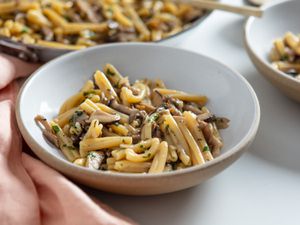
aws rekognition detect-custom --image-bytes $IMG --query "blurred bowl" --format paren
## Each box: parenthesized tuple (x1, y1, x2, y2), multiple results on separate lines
(244, 0, 300, 102)
(16, 43, 260, 195)
(0, 6, 214, 62)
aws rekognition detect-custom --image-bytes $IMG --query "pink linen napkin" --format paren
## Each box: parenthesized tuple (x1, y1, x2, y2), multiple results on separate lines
(0, 54, 136, 225)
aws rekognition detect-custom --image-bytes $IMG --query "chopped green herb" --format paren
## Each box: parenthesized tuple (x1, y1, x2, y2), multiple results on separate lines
(122, 139, 126, 143)
(113, 122, 120, 126)
(139, 144, 144, 149)
(88, 152, 97, 159)
(142, 152, 151, 158)
(21, 26, 29, 33)
(52, 125, 60, 134)
(148, 113, 159, 123)
(280, 55, 289, 61)
(203, 146, 210, 152)
(106, 68, 115, 76)
(83, 90, 96, 97)
(165, 124, 170, 132)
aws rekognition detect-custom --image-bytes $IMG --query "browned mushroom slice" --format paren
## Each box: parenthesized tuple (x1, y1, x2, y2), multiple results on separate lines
(42, 129, 59, 147)
(109, 99, 135, 115)
(41, 26, 54, 41)
(197, 112, 213, 121)
(183, 103, 202, 115)
(35, 115, 59, 147)
(88, 110, 120, 124)
(151, 90, 164, 107)
(197, 120, 223, 157)
(76, 0, 101, 23)
(85, 151, 105, 170)
(214, 117, 230, 129)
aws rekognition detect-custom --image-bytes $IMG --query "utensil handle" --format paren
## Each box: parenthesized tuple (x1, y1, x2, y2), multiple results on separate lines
(0, 38, 38, 62)
(176, 0, 263, 17)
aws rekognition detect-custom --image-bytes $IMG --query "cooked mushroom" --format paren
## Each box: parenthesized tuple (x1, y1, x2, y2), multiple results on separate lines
(85, 151, 105, 170)
(183, 103, 202, 115)
(151, 90, 164, 107)
(69, 110, 89, 125)
(197, 112, 213, 121)
(88, 110, 120, 124)
(76, 0, 101, 23)
(41, 26, 54, 41)
(35, 115, 60, 147)
(197, 120, 223, 157)
(109, 99, 135, 115)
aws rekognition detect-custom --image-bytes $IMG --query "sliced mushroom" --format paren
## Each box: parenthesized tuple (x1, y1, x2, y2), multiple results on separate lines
(35, 115, 60, 147)
(85, 151, 105, 170)
(41, 26, 54, 41)
(76, 0, 101, 23)
(197, 120, 223, 157)
(183, 103, 202, 115)
(88, 110, 120, 124)
(197, 112, 213, 121)
(109, 99, 136, 115)
(42, 129, 59, 148)
(151, 90, 164, 107)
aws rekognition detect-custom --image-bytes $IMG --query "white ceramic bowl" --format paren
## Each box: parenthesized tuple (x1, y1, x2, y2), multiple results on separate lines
(244, 0, 300, 102)
(16, 43, 260, 195)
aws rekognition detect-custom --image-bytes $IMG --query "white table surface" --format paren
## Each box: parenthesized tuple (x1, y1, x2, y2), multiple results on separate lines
(85, 1, 300, 224)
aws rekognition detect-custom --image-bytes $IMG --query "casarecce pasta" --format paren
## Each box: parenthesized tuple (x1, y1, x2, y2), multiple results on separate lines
(270, 31, 300, 80)
(35, 64, 229, 173)
(0, 0, 205, 49)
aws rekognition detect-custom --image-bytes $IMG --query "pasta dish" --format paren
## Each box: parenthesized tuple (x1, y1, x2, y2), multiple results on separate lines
(270, 31, 300, 80)
(0, 0, 205, 49)
(35, 64, 229, 173)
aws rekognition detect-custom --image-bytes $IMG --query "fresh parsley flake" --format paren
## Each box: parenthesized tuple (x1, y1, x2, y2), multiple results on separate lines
(52, 125, 60, 134)
(106, 68, 115, 76)
(203, 146, 210, 152)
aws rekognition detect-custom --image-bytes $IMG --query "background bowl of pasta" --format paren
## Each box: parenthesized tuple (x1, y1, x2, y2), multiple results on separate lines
(0, 0, 213, 62)
(16, 43, 260, 195)
(244, 0, 300, 103)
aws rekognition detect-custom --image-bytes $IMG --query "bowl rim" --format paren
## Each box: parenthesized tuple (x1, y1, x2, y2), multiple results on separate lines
(16, 42, 260, 179)
(244, 0, 300, 85)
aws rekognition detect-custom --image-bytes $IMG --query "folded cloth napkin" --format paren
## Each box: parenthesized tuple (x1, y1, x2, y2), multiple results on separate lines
(0, 54, 136, 225)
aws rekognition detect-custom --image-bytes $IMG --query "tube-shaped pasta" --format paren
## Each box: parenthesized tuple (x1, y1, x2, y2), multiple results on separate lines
(183, 111, 213, 161)
(163, 115, 191, 156)
(109, 123, 129, 136)
(54, 107, 78, 127)
(43, 8, 67, 26)
(104, 64, 128, 88)
(73, 157, 87, 167)
(94, 70, 118, 100)
(36, 40, 86, 50)
(79, 136, 132, 153)
(27, 9, 52, 27)
(62, 22, 108, 34)
(82, 120, 103, 141)
(174, 116, 205, 165)
(112, 5, 133, 27)
(114, 160, 151, 173)
(111, 149, 126, 160)
(125, 4, 150, 41)
(120, 83, 147, 104)
(59, 80, 94, 114)
(274, 39, 286, 58)
(149, 141, 168, 173)
(125, 138, 160, 162)
(120, 139, 155, 153)
(154, 88, 207, 105)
